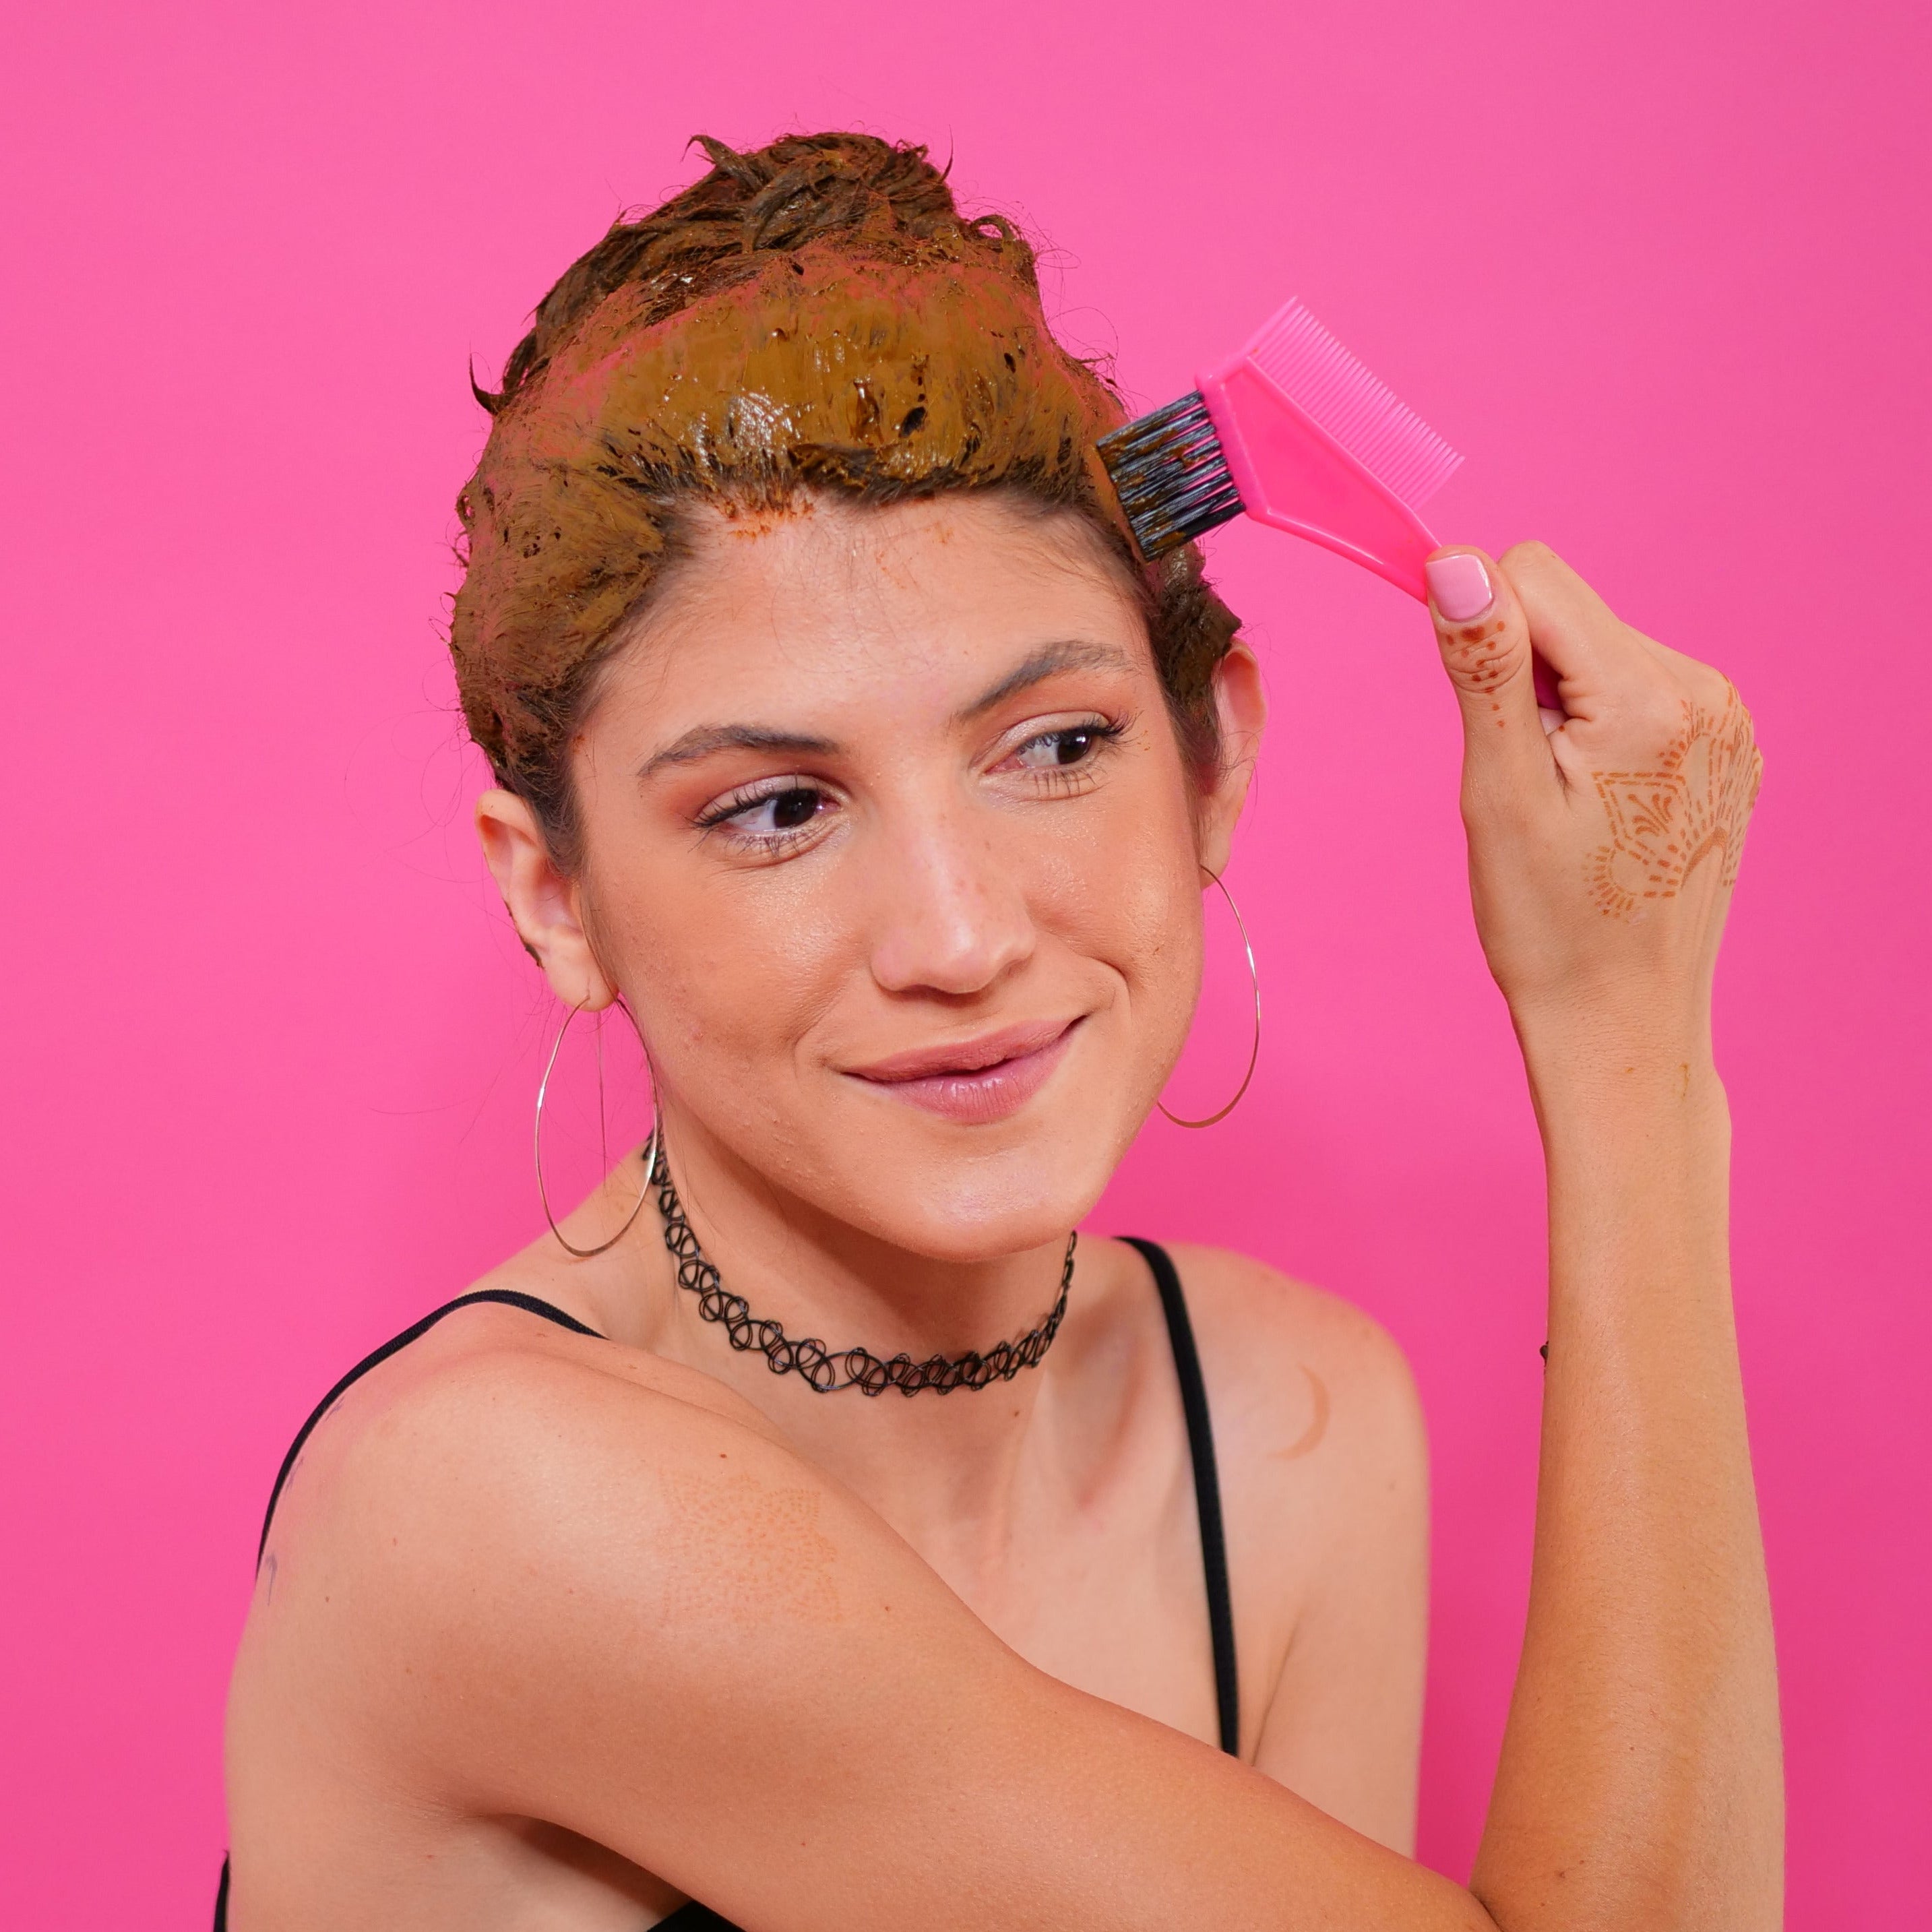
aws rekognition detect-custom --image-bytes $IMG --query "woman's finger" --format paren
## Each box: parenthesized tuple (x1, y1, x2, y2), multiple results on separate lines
(1425, 547, 1553, 800)
(1497, 541, 1650, 711)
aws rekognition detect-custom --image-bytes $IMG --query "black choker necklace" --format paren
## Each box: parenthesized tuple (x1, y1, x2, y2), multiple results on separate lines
(651, 1150, 1076, 1397)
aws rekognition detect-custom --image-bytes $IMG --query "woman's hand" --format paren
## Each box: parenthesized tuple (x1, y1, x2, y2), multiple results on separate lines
(1424, 543, 1762, 1049)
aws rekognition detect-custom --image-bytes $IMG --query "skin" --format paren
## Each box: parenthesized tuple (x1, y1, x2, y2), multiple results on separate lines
(223, 496, 1779, 1930)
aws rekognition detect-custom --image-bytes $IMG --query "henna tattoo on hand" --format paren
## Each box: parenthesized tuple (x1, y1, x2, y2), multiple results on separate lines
(1586, 685, 1763, 919)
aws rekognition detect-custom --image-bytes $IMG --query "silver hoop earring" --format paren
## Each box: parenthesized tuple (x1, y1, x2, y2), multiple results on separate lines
(534, 999, 660, 1258)
(1158, 867, 1261, 1129)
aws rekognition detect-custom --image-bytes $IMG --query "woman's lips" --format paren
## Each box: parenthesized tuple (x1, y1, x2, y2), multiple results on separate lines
(842, 1018, 1080, 1125)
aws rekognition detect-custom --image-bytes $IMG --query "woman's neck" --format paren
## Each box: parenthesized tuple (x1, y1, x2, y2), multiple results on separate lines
(574, 1115, 1092, 1578)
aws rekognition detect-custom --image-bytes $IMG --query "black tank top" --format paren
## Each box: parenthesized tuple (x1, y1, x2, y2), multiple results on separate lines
(214, 1238, 1237, 1929)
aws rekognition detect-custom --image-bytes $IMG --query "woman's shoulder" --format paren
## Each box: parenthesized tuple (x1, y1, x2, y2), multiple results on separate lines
(226, 1267, 997, 1896)
(1144, 1240, 1427, 1509)
(1151, 1241, 1418, 1399)
(253, 1254, 790, 1595)
(237, 1262, 856, 1730)
(455, 1243, 780, 1431)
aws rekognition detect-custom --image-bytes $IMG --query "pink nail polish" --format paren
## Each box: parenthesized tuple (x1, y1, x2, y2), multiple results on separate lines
(1425, 553, 1493, 622)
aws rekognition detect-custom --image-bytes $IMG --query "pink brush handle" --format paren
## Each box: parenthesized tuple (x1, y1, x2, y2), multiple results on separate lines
(1197, 354, 1438, 599)
(1198, 350, 1561, 710)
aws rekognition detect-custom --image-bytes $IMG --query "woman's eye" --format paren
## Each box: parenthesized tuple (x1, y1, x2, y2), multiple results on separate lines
(1014, 726, 1104, 770)
(724, 786, 828, 836)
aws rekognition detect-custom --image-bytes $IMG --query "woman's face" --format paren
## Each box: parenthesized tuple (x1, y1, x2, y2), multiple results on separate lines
(484, 492, 1261, 1263)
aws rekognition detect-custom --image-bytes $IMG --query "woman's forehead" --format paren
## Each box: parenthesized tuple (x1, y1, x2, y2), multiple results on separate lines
(598, 495, 1154, 738)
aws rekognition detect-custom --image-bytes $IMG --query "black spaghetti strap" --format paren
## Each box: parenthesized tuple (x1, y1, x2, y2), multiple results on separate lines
(653, 1905, 739, 1929)
(1122, 1237, 1240, 1759)
(253, 1289, 604, 1563)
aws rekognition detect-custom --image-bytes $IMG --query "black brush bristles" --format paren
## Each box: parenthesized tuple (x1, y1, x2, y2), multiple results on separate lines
(1097, 392, 1244, 561)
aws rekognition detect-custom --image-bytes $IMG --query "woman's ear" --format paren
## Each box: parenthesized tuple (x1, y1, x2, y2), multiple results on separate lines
(1196, 641, 1267, 877)
(475, 790, 617, 1011)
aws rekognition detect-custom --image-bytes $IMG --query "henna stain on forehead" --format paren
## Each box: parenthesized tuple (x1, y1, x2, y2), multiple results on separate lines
(1586, 685, 1763, 919)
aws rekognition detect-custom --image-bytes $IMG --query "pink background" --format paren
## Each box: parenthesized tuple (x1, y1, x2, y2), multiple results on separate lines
(3, 1, 1926, 1922)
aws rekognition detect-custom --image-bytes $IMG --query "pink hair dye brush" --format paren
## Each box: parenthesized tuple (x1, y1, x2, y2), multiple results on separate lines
(1098, 297, 1462, 594)
(1098, 301, 1561, 707)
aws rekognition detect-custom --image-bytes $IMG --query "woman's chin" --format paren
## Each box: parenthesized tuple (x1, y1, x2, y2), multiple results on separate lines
(821, 1130, 1128, 1264)
(674, 1053, 1151, 1260)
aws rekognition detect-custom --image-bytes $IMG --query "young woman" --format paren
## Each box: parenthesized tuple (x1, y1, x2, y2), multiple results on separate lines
(219, 133, 1780, 1930)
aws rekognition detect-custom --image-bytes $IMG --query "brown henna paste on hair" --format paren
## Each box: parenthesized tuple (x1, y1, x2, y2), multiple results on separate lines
(445, 135, 1240, 862)
(456, 247, 1126, 772)
(1586, 686, 1763, 918)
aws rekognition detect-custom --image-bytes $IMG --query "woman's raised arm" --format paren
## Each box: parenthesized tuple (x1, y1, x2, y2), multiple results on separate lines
(1428, 540, 1780, 1928)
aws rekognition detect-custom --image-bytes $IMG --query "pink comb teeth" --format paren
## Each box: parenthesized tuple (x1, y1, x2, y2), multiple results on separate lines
(1238, 300, 1463, 516)
(1195, 299, 1462, 600)
(1098, 295, 1463, 602)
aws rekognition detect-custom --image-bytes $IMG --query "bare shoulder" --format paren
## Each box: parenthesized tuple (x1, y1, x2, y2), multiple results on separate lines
(1150, 1242, 1427, 1526)
(255, 1288, 790, 1594)
(1160, 1243, 1421, 1419)
(235, 1264, 818, 1749)
(225, 1293, 1049, 1896)
(354, 1217, 788, 1471)
(230, 1296, 902, 1816)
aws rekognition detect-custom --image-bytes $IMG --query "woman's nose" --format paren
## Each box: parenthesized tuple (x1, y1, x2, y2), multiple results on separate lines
(867, 816, 1037, 998)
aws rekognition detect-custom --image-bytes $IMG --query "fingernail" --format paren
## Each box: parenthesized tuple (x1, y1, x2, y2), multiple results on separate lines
(1425, 553, 1493, 622)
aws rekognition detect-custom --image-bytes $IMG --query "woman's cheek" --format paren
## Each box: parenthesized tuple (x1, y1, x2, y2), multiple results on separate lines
(625, 878, 850, 1088)
(1119, 854, 1208, 1082)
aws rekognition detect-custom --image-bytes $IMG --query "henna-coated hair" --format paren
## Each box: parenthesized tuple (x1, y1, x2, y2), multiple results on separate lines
(451, 131, 1241, 871)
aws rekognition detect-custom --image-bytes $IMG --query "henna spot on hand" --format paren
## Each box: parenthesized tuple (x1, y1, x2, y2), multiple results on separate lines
(1585, 686, 1762, 920)
(1439, 626, 1515, 691)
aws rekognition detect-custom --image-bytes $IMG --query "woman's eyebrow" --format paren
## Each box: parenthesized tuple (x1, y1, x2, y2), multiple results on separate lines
(638, 640, 1131, 778)
(639, 723, 840, 780)
(955, 639, 1135, 722)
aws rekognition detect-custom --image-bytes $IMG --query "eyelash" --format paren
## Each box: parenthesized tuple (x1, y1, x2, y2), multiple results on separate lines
(1007, 717, 1128, 789)
(695, 716, 1129, 854)
(693, 782, 830, 849)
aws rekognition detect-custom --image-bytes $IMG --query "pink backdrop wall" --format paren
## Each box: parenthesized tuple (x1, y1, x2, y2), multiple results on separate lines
(3, 2, 1926, 1922)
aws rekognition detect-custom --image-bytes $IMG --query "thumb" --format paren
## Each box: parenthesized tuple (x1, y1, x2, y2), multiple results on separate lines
(1424, 547, 1553, 797)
